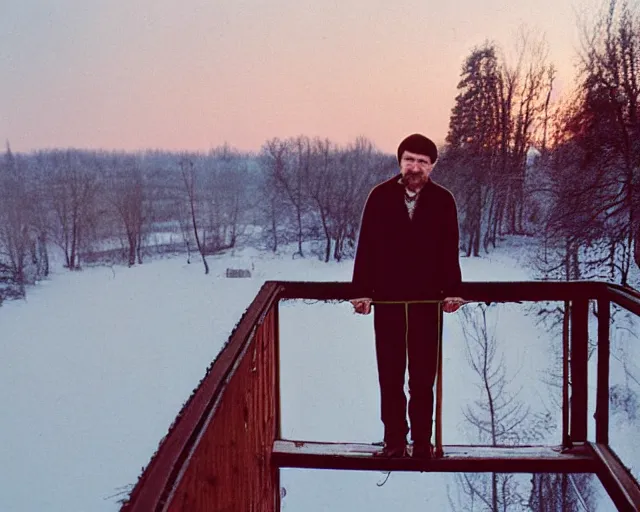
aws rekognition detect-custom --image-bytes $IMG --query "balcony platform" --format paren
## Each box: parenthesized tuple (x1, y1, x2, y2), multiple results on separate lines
(273, 440, 597, 473)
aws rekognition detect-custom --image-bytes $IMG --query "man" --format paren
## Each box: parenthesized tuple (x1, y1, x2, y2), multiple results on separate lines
(351, 133, 463, 458)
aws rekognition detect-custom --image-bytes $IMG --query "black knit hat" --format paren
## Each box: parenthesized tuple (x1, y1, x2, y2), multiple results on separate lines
(397, 133, 438, 164)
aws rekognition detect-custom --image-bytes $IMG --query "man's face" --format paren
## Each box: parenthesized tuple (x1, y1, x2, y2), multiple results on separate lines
(400, 150, 434, 192)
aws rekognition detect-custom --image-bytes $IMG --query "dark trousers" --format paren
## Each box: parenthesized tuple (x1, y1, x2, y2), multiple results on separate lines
(373, 303, 440, 445)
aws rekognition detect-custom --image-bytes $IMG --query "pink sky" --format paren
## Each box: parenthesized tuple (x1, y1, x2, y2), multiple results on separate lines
(1, 0, 601, 154)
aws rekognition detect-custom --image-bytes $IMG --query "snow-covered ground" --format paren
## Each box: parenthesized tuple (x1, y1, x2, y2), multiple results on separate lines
(0, 238, 636, 511)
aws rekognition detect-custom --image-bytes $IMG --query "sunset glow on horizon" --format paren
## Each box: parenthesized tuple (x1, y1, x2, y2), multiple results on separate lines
(2, 0, 605, 155)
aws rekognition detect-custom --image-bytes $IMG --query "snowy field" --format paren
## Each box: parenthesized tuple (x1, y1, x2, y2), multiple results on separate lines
(0, 238, 637, 511)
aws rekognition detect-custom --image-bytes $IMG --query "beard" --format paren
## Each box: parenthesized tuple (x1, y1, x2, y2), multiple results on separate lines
(401, 172, 427, 192)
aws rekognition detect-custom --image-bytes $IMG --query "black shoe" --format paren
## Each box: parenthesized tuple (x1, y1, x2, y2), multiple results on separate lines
(374, 441, 407, 458)
(411, 442, 433, 459)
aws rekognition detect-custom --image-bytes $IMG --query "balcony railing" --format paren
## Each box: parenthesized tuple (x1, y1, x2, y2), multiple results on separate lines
(120, 280, 640, 512)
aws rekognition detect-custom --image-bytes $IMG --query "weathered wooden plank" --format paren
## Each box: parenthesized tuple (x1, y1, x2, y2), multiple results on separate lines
(272, 440, 597, 473)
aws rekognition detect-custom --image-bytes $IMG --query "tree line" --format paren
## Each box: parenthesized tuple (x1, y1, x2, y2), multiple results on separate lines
(437, 0, 639, 289)
(0, 136, 394, 299)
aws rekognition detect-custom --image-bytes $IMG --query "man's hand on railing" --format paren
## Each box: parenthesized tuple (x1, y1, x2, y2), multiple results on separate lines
(350, 298, 372, 315)
(443, 297, 465, 313)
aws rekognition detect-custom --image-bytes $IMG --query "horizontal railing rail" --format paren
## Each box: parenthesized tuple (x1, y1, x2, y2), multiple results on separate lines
(607, 283, 640, 314)
(276, 279, 613, 302)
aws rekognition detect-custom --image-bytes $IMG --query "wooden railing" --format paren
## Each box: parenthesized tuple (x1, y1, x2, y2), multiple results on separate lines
(121, 282, 282, 512)
(121, 280, 640, 512)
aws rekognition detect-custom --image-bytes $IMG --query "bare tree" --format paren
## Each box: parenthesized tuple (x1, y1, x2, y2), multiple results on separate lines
(257, 135, 391, 261)
(29, 154, 52, 278)
(259, 138, 293, 253)
(0, 144, 33, 295)
(539, 65, 557, 157)
(203, 147, 250, 253)
(45, 150, 99, 270)
(535, 24, 638, 287)
(261, 137, 310, 257)
(528, 472, 598, 511)
(505, 30, 552, 236)
(451, 304, 555, 511)
(261, 170, 287, 253)
(550, 0, 640, 283)
(104, 155, 147, 267)
(180, 156, 209, 274)
(330, 136, 392, 261)
(306, 138, 337, 262)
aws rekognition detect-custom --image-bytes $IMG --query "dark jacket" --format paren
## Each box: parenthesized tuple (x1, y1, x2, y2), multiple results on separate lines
(352, 175, 462, 301)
